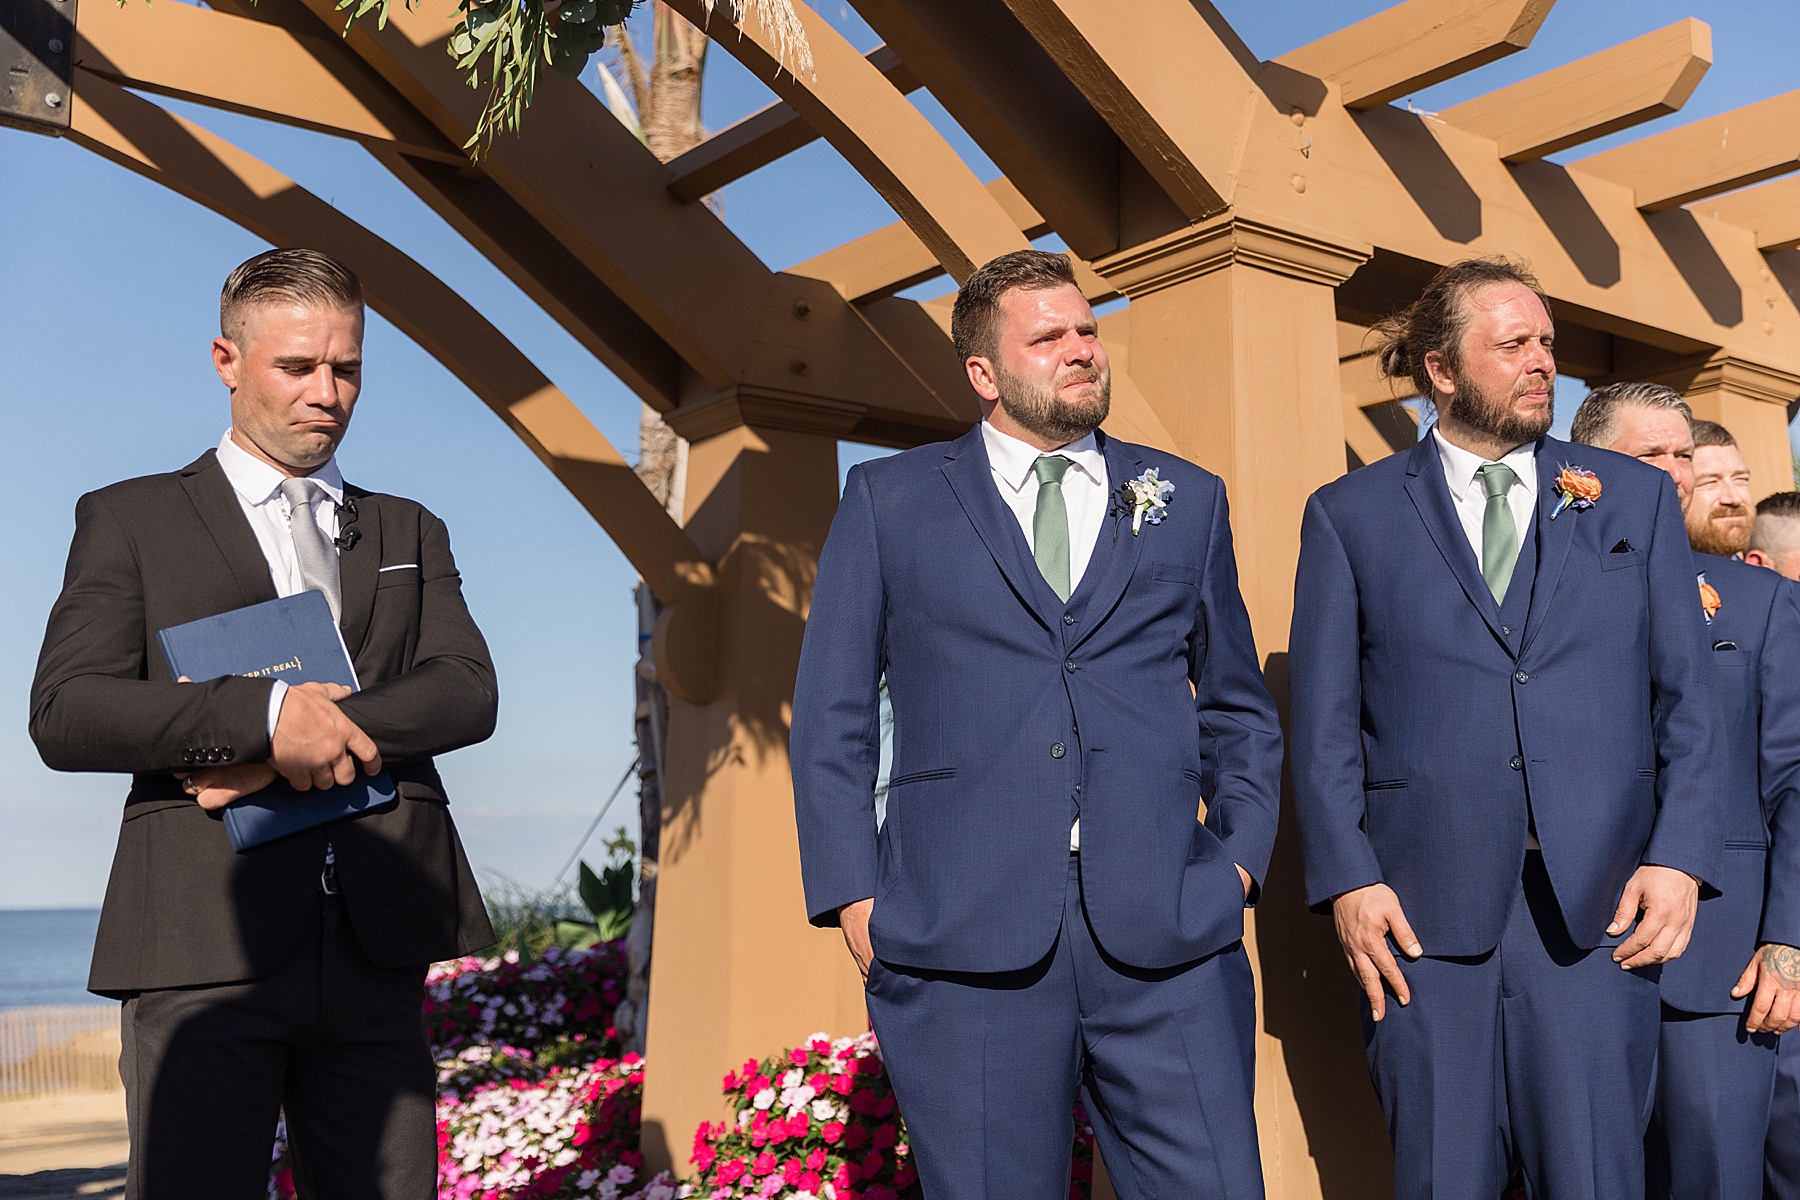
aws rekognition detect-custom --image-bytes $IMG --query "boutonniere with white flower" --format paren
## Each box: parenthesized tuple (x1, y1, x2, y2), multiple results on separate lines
(1109, 468, 1174, 537)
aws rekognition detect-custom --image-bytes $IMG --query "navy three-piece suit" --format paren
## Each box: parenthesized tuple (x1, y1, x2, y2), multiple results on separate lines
(1648, 554, 1800, 1200)
(1290, 433, 1724, 1200)
(791, 425, 1282, 1199)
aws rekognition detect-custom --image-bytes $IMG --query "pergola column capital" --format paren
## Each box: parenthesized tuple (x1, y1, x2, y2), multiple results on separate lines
(1682, 354, 1800, 408)
(1093, 212, 1372, 298)
(665, 385, 869, 442)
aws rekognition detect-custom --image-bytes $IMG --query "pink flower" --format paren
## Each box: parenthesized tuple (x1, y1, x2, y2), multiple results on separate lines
(821, 1120, 846, 1144)
(800, 1170, 823, 1192)
(751, 1151, 777, 1177)
(790, 1048, 809, 1065)
(805, 1149, 826, 1170)
(718, 1160, 747, 1185)
(783, 1157, 804, 1184)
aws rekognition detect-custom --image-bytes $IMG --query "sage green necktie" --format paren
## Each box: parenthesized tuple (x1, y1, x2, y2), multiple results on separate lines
(1032, 455, 1073, 602)
(1477, 462, 1520, 603)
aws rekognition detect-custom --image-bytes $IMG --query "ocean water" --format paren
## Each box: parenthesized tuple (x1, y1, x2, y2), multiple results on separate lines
(0, 908, 106, 1010)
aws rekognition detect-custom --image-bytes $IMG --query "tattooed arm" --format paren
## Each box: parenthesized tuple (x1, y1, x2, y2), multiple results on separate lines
(1735, 943, 1800, 1034)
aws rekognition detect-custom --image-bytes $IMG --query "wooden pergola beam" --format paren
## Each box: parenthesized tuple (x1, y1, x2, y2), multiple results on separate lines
(1440, 18, 1711, 162)
(64, 72, 713, 614)
(661, 0, 1024, 283)
(791, 178, 1048, 303)
(996, 0, 1258, 220)
(1278, 0, 1554, 110)
(1694, 175, 1800, 253)
(1574, 88, 1800, 212)
(848, 0, 1136, 261)
(73, 0, 463, 164)
(664, 45, 918, 204)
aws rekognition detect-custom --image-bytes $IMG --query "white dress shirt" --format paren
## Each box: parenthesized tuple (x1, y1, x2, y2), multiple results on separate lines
(1432, 427, 1538, 569)
(981, 420, 1109, 850)
(1431, 427, 1541, 847)
(214, 430, 346, 738)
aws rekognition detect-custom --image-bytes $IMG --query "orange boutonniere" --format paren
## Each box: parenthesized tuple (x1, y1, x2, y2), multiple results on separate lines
(1550, 465, 1601, 519)
(1699, 574, 1723, 624)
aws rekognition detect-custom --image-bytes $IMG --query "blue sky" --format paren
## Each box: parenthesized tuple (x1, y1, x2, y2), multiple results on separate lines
(1, 1, 1795, 907)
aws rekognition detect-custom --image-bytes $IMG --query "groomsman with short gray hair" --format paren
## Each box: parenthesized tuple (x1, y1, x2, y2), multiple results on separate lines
(1573, 389, 1800, 1200)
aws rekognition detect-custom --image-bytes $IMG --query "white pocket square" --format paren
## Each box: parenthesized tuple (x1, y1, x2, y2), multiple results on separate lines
(378, 563, 420, 573)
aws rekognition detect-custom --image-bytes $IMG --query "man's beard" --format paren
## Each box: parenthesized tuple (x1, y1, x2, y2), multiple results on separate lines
(1444, 371, 1554, 446)
(1688, 505, 1752, 557)
(994, 361, 1111, 446)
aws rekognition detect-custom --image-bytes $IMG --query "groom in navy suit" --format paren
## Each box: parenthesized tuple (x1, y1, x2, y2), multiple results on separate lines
(1290, 258, 1724, 1200)
(791, 250, 1283, 1198)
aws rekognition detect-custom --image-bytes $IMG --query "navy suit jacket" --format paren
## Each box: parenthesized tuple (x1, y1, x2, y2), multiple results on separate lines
(1661, 554, 1800, 1013)
(1290, 434, 1724, 956)
(791, 425, 1283, 973)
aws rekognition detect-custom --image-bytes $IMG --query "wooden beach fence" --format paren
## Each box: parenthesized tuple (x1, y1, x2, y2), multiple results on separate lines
(0, 1005, 121, 1099)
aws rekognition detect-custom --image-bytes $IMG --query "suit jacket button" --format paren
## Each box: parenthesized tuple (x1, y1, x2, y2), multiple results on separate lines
(206, 749, 222, 764)
(1510, 755, 1524, 771)
(1064, 659, 1076, 672)
(1514, 671, 1530, 684)
(1051, 742, 1067, 759)
(1063, 614, 1076, 626)
(220, 747, 234, 762)
(183, 750, 197, 765)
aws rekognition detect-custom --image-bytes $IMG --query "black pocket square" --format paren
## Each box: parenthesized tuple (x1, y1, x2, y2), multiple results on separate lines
(1610, 540, 1635, 553)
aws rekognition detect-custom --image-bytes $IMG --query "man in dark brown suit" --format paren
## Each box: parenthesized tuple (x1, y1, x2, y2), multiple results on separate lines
(30, 248, 497, 1199)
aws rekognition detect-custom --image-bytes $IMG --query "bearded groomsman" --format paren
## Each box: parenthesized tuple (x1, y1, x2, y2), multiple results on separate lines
(1571, 388, 1800, 1200)
(792, 250, 1282, 1198)
(1290, 258, 1724, 1200)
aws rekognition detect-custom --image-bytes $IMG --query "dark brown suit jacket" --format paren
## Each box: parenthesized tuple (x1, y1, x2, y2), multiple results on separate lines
(31, 450, 498, 996)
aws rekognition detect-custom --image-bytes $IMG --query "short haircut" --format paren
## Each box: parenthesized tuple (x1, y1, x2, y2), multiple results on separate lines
(1568, 381, 1692, 448)
(1372, 256, 1551, 401)
(1690, 418, 1736, 449)
(220, 248, 364, 344)
(1751, 492, 1800, 556)
(951, 249, 1079, 365)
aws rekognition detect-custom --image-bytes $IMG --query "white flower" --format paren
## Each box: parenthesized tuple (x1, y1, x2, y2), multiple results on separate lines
(1122, 468, 1175, 534)
(609, 1163, 637, 1184)
(781, 1068, 803, 1088)
(810, 1098, 838, 1121)
(753, 1087, 777, 1110)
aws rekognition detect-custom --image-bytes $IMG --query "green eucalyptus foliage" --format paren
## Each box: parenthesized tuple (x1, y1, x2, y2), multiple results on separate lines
(331, 0, 640, 153)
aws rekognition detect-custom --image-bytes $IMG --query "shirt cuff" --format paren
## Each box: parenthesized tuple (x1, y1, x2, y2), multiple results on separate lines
(267, 680, 289, 743)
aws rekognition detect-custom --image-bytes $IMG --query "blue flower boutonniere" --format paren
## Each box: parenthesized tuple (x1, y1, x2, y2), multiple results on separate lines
(1109, 468, 1174, 537)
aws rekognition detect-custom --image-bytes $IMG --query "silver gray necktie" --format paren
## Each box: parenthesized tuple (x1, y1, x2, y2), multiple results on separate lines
(279, 477, 341, 623)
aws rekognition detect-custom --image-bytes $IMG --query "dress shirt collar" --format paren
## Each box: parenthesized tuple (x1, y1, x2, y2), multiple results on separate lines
(1432, 426, 1538, 501)
(980, 420, 1105, 494)
(216, 429, 345, 508)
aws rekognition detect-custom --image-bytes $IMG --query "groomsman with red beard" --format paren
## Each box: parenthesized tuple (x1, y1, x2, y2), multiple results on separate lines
(1571, 390, 1800, 1200)
(1685, 421, 1755, 559)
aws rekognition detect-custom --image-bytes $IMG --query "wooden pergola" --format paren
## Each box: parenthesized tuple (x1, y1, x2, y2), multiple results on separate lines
(6, 0, 1797, 1193)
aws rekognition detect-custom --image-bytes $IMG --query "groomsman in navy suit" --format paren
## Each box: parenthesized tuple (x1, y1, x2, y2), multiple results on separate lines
(1572, 391, 1800, 1200)
(791, 250, 1283, 1198)
(1290, 258, 1725, 1200)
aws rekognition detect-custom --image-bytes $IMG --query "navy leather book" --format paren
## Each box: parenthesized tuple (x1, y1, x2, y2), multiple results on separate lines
(157, 590, 395, 852)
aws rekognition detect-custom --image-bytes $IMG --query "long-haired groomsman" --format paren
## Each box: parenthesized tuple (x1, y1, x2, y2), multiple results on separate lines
(1290, 259, 1724, 1200)
(1571, 390, 1800, 1200)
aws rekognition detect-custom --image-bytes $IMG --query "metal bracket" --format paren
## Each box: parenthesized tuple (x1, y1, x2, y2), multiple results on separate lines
(1, 0, 76, 136)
